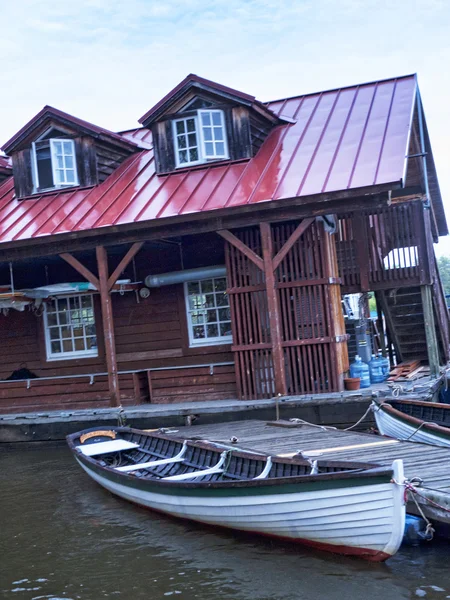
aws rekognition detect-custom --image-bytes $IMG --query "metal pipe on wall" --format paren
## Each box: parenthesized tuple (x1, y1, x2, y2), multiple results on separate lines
(145, 265, 226, 288)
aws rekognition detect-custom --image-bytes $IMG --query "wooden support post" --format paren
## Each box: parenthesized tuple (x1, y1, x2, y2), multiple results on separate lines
(260, 222, 287, 396)
(321, 223, 347, 391)
(352, 213, 370, 292)
(96, 246, 121, 408)
(421, 284, 440, 377)
(108, 242, 144, 291)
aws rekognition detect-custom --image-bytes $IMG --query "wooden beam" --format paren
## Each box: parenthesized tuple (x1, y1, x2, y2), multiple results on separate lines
(272, 217, 314, 271)
(1, 190, 395, 263)
(421, 284, 440, 376)
(218, 229, 264, 271)
(96, 246, 120, 408)
(352, 213, 371, 292)
(59, 253, 99, 289)
(107, 242, 144, 291)
(260, 222, 287, 396)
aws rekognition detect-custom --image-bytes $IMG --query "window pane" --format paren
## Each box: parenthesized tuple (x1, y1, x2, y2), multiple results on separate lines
(216, 292, 228, 306)
(86, 337, 97, 349)
(214, 127, 223, 141)
(66, 170, 75, 183)
(204, 294, 215, 308)
(81, 295, 92, 308)
(187, 282, 200, 294)
(191, 311, 205, 325)
(201, 280, 213, 293)
(178, 136, 186, 149)
(61, 326, 71, 339)
(65, 156, 74, 169)
(53, 141, 63, 153)
(36, 146, 53, 189)
(204, 142, 214, 156)
(176, 121, 185, 134)
(189, 148, 198, 162)
(212, 112, 222, 126)
(188, 133, 196, 147)
(193, 326, 205, 339)
(56, 155, 64, 169)
(49, 327, 60, 340)
(215, 142, 225, 155)
(58, 311, 68, 325)
(51, 341, 61, 354)
(218, 308, 230, 321)
(47, 313, 58, 326)
(207, 324, 218, 337)
(63, 339, 73, 352)
(63, 141, 73, 154)
(55, 170, 64, 184)
(206, 309, 217, 323)
(189, 295, 203, 310)
(203, 128, 212, 141)
(58, 298, 68, 311)
(179, 150, 188, 163)
(74, 338, 85, 351)
(214, 278, 227, 292)
(220, 322, 232, 337)
(201, 112, 211, 126)
(186, 119, 196, 132)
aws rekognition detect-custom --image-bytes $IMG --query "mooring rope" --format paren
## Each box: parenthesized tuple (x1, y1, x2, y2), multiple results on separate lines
(288, 418, 337, 431)
(343, 404, 374, 431)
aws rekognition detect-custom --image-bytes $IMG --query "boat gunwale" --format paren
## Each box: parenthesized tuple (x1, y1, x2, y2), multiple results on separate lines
(67, 426, 395, 491)
(375, 400, 450, 440)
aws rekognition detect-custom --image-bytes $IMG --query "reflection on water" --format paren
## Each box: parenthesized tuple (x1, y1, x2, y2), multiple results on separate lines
(1, 446, 450, 599)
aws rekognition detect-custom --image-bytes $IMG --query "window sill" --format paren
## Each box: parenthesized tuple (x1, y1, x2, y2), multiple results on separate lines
(46, 351, 99, 362)
(189, 339, 232, 349)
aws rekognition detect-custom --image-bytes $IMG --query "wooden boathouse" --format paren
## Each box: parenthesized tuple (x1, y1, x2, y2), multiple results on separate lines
(0, 73, 447, 414)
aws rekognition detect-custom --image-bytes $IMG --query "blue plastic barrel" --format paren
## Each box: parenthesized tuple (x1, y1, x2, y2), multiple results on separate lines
(377, 350, 390, 380)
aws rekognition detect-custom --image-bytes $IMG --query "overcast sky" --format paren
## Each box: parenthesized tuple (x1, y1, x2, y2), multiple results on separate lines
(1, 0, 449, 254)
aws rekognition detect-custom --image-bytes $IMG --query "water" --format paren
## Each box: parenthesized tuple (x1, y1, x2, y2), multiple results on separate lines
(1, 446, 450, 600)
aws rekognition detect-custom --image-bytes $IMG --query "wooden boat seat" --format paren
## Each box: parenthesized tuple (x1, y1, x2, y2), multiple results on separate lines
(115, 442, 188, 472)
(77, 439, 139, 456)
(163, 450, 229, 481)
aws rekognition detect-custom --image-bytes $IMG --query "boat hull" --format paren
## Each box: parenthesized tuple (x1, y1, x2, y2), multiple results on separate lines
(372, 401, 450, 447)
(76, 455, 405, 561)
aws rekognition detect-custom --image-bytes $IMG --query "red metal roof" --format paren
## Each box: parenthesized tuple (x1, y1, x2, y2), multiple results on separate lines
(0, 155, 11, 171)
(0, 74, 419, 246)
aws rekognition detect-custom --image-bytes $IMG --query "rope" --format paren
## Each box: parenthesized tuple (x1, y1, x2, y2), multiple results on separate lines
(288, 418, 337, 431)
(405, 481, 450, 515)
(405, 486, 435, 540)
(403, 420, 435, 441)
(343, 404, 374, 431)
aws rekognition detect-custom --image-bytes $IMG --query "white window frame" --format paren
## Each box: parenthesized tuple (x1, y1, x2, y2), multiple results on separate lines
(173, 109, 229, 169)
(184, 277, 232, 347)
(31, 137, 79, 192)
(197, 109, 229, 161)
(43, 294, 98, 361)
(172, 116, 203, 168)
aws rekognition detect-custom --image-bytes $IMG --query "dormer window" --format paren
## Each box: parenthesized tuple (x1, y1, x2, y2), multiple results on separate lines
(173, 109, 228, 168)
(31, 138, 78, 192)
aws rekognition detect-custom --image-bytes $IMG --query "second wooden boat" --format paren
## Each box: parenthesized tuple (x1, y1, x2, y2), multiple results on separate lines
(67, 426, 406, 561)
(372, 399, 450, 447)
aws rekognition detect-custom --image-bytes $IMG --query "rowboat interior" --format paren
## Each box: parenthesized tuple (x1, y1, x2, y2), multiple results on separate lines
(69, 427, 383, 484)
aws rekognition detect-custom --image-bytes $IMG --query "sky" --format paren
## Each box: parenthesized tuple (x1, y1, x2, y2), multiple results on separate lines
(1, 0, 449, 253)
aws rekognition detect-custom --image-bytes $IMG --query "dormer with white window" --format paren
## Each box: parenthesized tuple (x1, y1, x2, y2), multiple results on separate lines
(31, 130, 78, 192)
(139, 74, 285, 175)
(2, 106, 140, 199)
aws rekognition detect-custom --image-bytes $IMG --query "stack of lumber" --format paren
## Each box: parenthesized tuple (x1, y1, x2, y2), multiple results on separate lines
(387, 360, 430, 381)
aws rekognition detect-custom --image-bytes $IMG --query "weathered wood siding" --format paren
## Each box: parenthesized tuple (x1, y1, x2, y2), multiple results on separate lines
(0, 240, 237, 413)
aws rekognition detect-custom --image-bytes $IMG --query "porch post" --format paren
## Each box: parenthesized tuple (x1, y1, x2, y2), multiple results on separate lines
(96, 246, 120, 408)
(260, 222, 287, 396)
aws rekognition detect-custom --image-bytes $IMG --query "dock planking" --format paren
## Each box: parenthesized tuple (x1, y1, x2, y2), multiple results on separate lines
(173, 419, 450, 531)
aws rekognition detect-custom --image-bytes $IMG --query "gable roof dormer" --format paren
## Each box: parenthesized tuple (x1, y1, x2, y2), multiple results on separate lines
(2, 106, 140, 200)
(139, 74, 286, 174)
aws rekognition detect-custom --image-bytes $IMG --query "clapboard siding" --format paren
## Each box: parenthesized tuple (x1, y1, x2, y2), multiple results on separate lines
(0, 278, 236, 413)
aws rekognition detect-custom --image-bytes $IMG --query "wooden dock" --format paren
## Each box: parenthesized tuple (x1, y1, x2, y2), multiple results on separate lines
(172, 419, 450, 533)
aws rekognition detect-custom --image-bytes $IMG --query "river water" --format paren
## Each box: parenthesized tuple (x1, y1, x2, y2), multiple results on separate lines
(1, 446, 450, 600)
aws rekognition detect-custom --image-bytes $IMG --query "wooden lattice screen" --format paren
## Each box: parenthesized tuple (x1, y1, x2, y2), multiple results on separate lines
(225, 220, 347, 399)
